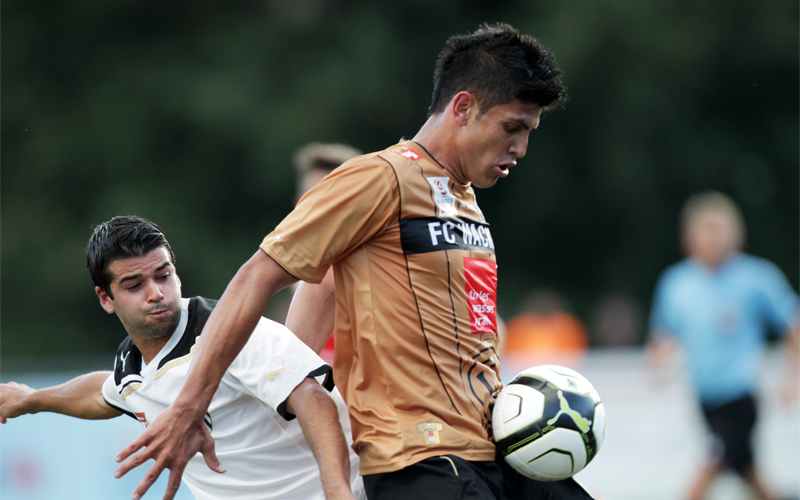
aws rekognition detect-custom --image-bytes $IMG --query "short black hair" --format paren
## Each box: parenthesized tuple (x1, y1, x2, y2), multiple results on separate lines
(86, 215, 175, 298)
(428, 22, 566, 116)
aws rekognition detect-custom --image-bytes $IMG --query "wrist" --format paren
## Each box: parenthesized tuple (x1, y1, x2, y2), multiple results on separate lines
(322, 480, 354, 499)
(172, 385, 215, 421)
(24, 389, 45, 415)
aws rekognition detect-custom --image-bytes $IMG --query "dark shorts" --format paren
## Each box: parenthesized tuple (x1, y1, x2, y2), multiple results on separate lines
(701, 393, 757, 474)
(362, 454, 594, 500)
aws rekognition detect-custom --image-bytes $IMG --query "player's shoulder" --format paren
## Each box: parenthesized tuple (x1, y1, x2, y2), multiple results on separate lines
(729, 253, 786, 283)
(658, 258, 693, 283)
(112, 336, 142, 385)
(330, 148, 397, 182)
(319, 147, 401, 196)
(732, 252, 776, 270)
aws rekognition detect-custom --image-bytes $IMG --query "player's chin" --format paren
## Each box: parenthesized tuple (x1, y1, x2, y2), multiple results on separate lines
(475, 177, 501, 189)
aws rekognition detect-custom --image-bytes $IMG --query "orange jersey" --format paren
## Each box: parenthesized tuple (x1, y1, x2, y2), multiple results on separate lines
(261, 140, 501, 474)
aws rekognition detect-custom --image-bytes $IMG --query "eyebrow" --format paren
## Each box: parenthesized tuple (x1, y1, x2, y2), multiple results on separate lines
(117, 261, 172, 285)
(510, 118, 534, 130)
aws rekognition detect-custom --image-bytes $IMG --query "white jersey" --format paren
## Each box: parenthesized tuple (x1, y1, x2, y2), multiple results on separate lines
(101, 297, 364, 500)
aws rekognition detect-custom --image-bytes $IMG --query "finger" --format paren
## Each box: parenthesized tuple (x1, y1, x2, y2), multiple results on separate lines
(114, 450, 152, 478)
(0, 416, 6, 424)
(161, 467, 186, 500)
(200, 437, 226, 474)
(116, 434, 149, 463)
(130, 462, 165, 500)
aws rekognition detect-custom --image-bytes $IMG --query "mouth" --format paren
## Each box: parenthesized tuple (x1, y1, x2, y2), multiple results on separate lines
(494, 165, 511, 178)
(148, 309, 170, 318)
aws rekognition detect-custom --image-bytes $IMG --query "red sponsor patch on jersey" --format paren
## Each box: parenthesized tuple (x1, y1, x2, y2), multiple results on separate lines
(135, 411, 149, 428)
(464, 257, 498, 334)
(398, 149, 421, 161)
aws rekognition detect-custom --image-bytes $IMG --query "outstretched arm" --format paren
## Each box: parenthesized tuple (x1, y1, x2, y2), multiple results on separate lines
(114, 249, 299, 500)
(0, 371, 120, 423)
(645, 331, 680, 389)
(287, 378, 356, 500)
(781, 323, 800, 405)
(286, 267, 336, 354)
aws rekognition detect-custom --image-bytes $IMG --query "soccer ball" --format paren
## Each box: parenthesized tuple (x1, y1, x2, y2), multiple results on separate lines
(492, 365, 605, 481)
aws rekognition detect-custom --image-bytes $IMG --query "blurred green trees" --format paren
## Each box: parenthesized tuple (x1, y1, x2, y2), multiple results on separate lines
(2, 0, 797, 367)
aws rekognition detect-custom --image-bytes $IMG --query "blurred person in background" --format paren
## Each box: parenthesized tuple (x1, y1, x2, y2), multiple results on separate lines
(647, 191, 799, 500)
(292, 142, 363, 204)
(269, 142, 364, 364)
(113, 23, 595, 500)
(0, 215, 363, 500)
(502, 289, 588, 379)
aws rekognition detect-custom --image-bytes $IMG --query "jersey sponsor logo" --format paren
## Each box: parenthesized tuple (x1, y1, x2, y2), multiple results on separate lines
(464, 257, 497, 334)
(120, 351, 130, 371)
(266, 360, 294, 381)
(400, 217, 495, 255)
(426, 177, 458, 217)
(398, 148, 421, 161)
(135, 411, 149, 428)
(417, 422, 443, 445)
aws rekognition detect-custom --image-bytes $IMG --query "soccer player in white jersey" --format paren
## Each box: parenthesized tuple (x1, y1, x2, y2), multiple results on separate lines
(0, 215, 364, 500)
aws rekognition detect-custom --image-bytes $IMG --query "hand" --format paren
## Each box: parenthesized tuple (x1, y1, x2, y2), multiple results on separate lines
(780, 375, 798, 407)
(0, 381, 37, 423)
(114, 403, 226, 500)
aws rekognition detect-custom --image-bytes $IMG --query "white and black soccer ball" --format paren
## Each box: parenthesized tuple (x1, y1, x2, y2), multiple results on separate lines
(492, 365, 606, 481)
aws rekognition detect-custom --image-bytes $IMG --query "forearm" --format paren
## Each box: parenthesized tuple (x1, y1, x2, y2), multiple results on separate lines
(285, 267, 336, 354)
(288, 379, 355, 499)
(785, 324, 800, 373)
(177, 250, 296, 413)
(1, 371, 119, 421)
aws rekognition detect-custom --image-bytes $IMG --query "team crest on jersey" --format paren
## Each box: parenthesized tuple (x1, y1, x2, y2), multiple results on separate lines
(417, 422, 443, 445)
(426, 177, 458, 217)
(397, 148, 421, 161)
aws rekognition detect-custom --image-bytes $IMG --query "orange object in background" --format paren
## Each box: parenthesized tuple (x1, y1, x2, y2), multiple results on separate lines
(501, 290, 589, 376)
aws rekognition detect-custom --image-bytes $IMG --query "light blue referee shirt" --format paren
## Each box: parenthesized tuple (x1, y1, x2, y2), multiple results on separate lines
(649, 253, 799, 408)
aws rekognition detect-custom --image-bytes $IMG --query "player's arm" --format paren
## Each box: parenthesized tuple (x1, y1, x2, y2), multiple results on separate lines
(0, 371, 120, 423)
(780, 322, 800, 405)
(285, 267, 336, 354)
(646, 329, 677, 366)
(114, 249, 298, 500)
(286, 378, 357, 500)
(645, 330, 680, 389)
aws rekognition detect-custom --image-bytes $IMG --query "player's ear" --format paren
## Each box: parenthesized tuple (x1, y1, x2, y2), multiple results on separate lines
(96, 286, 115, 314)
(451, 91, 476, 126)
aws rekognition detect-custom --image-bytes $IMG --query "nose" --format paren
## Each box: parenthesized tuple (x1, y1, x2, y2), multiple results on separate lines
(145, 280, 164, 302)
(509, 134, 529, 159)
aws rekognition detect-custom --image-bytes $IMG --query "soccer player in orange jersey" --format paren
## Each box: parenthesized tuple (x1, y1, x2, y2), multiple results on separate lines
(115, 23, 593, 500)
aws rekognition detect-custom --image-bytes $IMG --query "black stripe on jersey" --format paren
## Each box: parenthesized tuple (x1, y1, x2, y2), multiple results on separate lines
(157, 296, 217, 370)
(275, 365, 334, 422)
(105, 398, 138, 421)
(400, 217, 495, 255)
(112, 297, 218, 385)
(113, 338, 143, 386)
(309, 365, 335, 392)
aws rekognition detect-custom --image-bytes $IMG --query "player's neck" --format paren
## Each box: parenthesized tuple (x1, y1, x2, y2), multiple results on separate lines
(412, 115, 465, 184)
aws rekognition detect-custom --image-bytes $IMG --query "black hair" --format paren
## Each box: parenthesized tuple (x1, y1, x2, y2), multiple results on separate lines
(428, 22, 567, 116)
(86, 215, 175, 298)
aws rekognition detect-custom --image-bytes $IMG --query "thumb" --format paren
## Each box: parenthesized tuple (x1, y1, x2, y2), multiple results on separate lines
(200, 431, 226, 474)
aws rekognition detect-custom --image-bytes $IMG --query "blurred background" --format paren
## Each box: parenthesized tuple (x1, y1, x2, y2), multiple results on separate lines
(1, 1, 798, 499)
